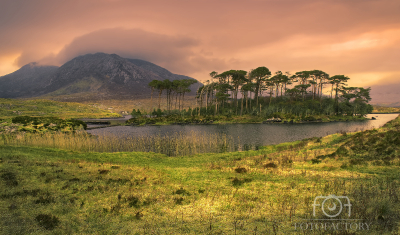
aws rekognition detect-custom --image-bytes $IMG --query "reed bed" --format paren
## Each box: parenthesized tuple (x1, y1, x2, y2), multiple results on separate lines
(0, 131, 236, 156)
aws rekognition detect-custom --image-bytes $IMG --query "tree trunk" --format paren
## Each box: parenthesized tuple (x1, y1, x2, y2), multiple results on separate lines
(241, 92, 244, 116)
(175, 93, 178, 110)
(198, 93, 203, 116)
(235, 89, 238, 115)
(178, 93, 181, 111)
(249, 91, 252, 111)
(269, 86, 273, 105)
(215, 98, 218, 115)
(205, 88, 208, 114)
(255, 82, 259, 108)
(335, 84, 339, 114)
(150, 88, 154, 112)
(182, 93, 185, 111)
(158, 90, 162, 110)
(211, 89, 214, 107)
(171, 92, 175, 110)
(166, 91, 169, 111)
(320, 82, 323, 100)
(245, 92, 248, 112)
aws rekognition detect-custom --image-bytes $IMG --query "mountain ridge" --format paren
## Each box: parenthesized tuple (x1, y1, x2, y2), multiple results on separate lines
(0, 63, 58, 98)
(0, 53, 201, 101)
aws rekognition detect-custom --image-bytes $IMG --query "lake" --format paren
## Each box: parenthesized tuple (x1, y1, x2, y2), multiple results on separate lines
(86, 114, 398, 147)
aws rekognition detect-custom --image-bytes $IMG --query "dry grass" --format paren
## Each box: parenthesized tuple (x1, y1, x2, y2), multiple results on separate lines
(0, 131, 235, 156)
(80, 96, 198, 114)
(1, 144, 399, 234)
(0, 98, 120, 119)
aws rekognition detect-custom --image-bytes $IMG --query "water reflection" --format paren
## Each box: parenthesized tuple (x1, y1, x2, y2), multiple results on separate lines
(87, 114, 398, 148)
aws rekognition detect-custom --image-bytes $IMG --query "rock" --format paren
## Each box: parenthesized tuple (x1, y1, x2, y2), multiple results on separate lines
(263, 117, 282, 123)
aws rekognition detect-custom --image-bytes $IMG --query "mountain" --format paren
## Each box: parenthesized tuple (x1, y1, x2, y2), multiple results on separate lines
(126, 58, 201, 94)
(41, 53, 164, 100)
(0, 53, 201, 101)
(369, 83, 400, 107)
(127, 58, 195, 81)
(0, 63, 58, 98)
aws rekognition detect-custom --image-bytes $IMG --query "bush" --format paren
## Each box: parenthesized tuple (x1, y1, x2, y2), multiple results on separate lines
(35, 214, 60, 230)
(131, 109, 142, 117)
(11, 116, 86, 132)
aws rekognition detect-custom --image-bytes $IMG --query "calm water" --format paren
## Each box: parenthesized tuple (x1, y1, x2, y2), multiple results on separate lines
(87, 114, 398, 147)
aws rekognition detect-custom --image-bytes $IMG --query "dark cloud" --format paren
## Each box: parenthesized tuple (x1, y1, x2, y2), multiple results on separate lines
(35, 28, 233, 76)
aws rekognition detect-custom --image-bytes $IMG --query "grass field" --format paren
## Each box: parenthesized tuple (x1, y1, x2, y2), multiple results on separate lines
(372, 105, 400, 114)
(1, 115, 400, 234)
(0, 98, 121, 119)
(80, 97, 198, 115)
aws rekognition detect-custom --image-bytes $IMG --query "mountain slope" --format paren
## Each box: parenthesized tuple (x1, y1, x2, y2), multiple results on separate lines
(125, 58, 201, 94)
(0, 63, 58, 98)
(369, 83, 400, 107)
(42, 53, 164, 99)
(0, 53, 201, 101)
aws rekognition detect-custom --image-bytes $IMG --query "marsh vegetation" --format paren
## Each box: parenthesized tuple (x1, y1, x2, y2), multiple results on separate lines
(1, 131, 235, 157)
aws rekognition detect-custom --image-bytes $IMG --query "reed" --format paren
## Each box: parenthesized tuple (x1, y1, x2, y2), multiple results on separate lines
(0, 131, 235, 156)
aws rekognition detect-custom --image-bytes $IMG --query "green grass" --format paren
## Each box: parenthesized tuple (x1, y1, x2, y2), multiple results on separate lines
(1, 117, 400, 234)
(126, 114, 369, 127)
(0, 98, 121, 119)
(47, 77, 103, 96)
(372, 105, 400, 114)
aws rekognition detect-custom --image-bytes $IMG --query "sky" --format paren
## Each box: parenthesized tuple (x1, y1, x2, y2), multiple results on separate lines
(1, 0, 400, 91)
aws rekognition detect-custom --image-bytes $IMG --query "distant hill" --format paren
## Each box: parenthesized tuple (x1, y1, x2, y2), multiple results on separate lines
(126, 58, 196, 81)
(369, 82, 400, 107)
(0, 63, 58, 98)
(0, 53, 201, 101)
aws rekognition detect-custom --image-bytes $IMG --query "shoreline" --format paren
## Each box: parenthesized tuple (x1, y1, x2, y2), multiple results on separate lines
(85, 117, 375, 129)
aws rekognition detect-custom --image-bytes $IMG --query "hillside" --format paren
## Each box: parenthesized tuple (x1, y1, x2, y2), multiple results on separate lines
(369, 82, 400, 106)
(127, 58, 201, 93)
(42, 53, 163, 100)
(0, 63, 58, 98)
(372, 105, 400, 113)
(0, 98, 120, 119)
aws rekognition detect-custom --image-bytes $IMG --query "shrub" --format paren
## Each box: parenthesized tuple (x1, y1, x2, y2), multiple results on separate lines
(35, 214, 60, 230)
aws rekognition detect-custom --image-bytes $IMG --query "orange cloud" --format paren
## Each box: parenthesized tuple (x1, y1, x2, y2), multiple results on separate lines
(0, 0, 400, 88)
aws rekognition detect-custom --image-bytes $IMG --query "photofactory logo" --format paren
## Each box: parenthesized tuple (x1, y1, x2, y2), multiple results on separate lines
(313, 195, 351, 218)
(294, 195, 371, 231)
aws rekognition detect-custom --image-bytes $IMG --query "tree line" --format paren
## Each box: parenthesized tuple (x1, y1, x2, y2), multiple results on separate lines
(145, 67, 372, 118)
(148, 79, 197, 112)
(195, 68, 372, 117)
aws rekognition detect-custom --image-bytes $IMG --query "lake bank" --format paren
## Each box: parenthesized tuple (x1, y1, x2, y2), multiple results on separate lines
(82, 114, 375, 129)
